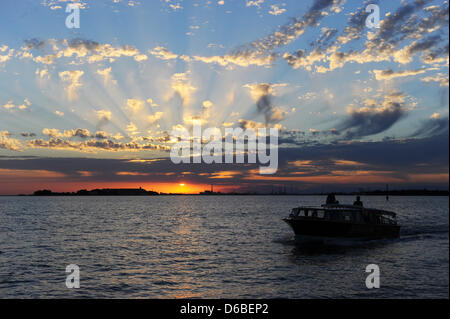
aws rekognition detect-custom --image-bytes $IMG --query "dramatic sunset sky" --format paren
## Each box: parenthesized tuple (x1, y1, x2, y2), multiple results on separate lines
(0, 0, 448, 195)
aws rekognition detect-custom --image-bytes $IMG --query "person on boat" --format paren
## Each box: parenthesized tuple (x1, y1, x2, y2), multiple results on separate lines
(326, 194, 339, 205)
(353, 196, 363, 207)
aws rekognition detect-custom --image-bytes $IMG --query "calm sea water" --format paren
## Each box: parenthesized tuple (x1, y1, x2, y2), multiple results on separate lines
(0, 195, 448, 298)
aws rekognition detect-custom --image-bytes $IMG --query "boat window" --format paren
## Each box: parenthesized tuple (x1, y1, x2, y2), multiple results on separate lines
(380, 216, 395, 225)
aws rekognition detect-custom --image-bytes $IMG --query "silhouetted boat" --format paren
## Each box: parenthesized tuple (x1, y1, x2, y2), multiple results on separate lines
(283, 195, 400, 244)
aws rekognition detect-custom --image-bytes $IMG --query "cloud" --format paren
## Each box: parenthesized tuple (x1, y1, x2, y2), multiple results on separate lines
(42, 128, 93, 139)
(337, 4, 369, 44)
(2, 99, 31, 111)
(42, 128, 62, 138)
(422, 43, 449, 64)
(250, 0, 336, 52)
(339, 92, 407, 138)
(0, 45, 13, 63)
(148, 112, 164, 124)
(1, 131, 448, 193)
(96, 110, 112, 128)
(185, 0, 339, 69)
(298, 91, 319, 101)
(281, 1, 449, 73)
(246, 0, 264, 7)
(93, 131, 110, 139)
(164, 1, 182, 11)
(283, 49, 326, 70)
(182, 100, 215, 126)
(62, 38, 140, 62)
(170, 72, 197, 106)
(23, 38, 144, 65)
(393, 35, 444, 64)
(36, 68, 50, 79)
(244, 83, 288, 124)
(3, 102, 15, 110)
(373, 68, 430, 81)
(67, 128, 91, 138)
(147, 98, 158, 107)
(422, 73, 449, 87)
(96, 110, 112, 121)
(41, 0, 88, 10)
(134, 54, 148, 62)
(21, 132, 36, 137)
(59, 70, 84, 100)
(268, 5, 286, 16)
(126, 122, 139, 134)
(97, 67, 115, 85)
(192, 52, 276, 68)
(411, 114, 449, 138)
(0, 131, 23, 151)
(27, 137, 169, 153)
(149, 46, 178, 60)
(238, 119, 283, 130)
(126, 99, 145, 114)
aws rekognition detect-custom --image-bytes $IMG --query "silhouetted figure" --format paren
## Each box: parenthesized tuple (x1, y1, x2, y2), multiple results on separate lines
(353, 196, 363, 207)
(326, 194, 339, 205)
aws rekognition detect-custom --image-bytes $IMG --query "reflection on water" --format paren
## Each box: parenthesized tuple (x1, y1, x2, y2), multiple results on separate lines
(0, 195, 448, 298)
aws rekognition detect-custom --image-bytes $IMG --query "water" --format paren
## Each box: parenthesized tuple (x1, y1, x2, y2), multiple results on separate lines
(0, 195, 448, 298)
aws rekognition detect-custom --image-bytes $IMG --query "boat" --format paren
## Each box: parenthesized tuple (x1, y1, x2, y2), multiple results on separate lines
(283, 194, 400, 244)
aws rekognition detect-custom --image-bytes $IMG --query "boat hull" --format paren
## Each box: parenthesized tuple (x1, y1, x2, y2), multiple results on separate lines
(283, 218, 400, 241)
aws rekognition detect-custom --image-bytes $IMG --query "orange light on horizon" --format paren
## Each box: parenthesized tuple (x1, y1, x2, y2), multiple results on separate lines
(142, 182, 210, 194)
(0, 179, 214, 195)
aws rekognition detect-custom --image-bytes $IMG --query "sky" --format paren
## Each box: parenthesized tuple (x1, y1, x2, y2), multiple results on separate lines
(0, 0, 448, 195)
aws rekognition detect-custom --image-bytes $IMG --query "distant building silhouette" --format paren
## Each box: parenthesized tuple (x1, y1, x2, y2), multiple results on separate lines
(200, 184, 221, 195)
(34, 187, 158, 196)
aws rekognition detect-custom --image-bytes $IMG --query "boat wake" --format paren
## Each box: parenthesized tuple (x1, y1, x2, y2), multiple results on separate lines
(275, 223, 448, 251)
(400, 224, 449, 237)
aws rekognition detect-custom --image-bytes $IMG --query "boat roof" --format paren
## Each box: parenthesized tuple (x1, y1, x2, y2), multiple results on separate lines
(293, 204, 397, 217)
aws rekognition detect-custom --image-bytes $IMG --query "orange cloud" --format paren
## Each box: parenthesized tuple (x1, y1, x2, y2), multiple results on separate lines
(333, 160, 366, 166)
(0, 169, 66, 178)
(245, 172, 404, 184)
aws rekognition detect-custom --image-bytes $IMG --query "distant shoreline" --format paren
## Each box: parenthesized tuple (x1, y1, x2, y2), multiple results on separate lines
(2, 189, 448, 197)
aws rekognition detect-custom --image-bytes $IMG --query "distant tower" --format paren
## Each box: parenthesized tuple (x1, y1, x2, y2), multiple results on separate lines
(211, 184, 214, 193)
(386, 184, 389, 201)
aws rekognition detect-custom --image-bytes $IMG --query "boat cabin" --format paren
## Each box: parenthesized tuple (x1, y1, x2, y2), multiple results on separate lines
(289, 205, 397, 225)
